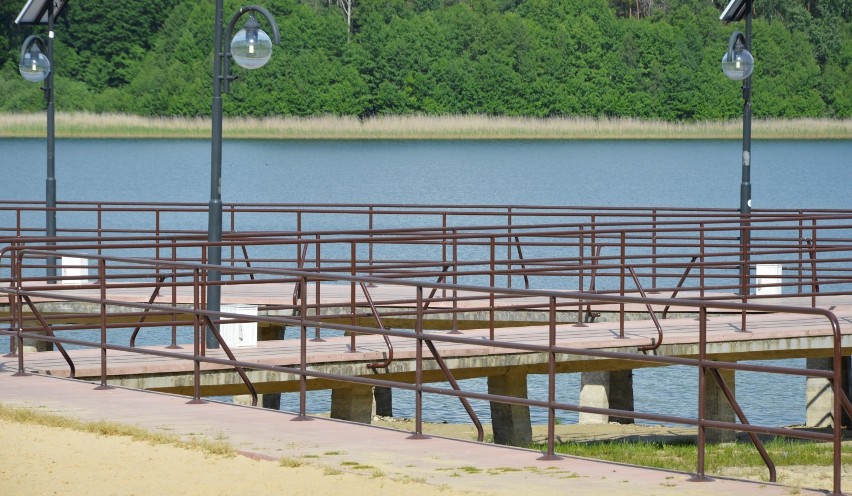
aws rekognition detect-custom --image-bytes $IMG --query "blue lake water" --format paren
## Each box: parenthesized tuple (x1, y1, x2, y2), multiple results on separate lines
(1, 138, 850, 426)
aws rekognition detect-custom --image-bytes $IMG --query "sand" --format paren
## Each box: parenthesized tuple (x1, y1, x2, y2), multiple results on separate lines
(2, 413, 850, 495)
(0, 417, 477, 496)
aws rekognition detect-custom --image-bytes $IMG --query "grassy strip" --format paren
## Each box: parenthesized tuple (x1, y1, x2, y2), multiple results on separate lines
(0, 112, 850, 140)
(0, 403, 235, 457)
(533, 438, 852, 475)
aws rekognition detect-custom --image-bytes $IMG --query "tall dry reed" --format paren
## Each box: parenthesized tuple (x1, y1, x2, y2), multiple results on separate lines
(0, 112, 849, 140)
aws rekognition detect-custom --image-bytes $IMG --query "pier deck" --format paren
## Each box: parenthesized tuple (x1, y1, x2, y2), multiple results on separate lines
(3, 286, 850, 395)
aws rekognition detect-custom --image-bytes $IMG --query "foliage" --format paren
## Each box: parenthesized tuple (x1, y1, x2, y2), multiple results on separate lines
(1, 0, 850, 119)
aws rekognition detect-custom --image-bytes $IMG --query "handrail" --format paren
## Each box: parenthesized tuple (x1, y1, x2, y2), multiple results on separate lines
(662, 256, 699, 319)
(359, 281, 394, 369)
(707, 367, 776, 482)
(291, 242, 310, 304)
(20, 294, 76, 378)
(424, 338, 484, 442)
(512, 236, 530, 290)
(1, 247, 848, 492)
(201, 314, 258, 407)
(627, 267, 663, 352)
(129, 275, 167, 347)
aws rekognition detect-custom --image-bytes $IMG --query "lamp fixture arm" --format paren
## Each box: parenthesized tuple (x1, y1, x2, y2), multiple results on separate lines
(20, 35, 48, 66)
(225, 6, 281, 46)
(726, 31, 746, 63)
(221, 6, 280, 94)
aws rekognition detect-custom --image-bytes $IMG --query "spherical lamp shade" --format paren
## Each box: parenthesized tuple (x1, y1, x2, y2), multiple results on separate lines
(721, 48, 754, 81)
(19, 48, 51, 83)
(231, 24, 273, 70)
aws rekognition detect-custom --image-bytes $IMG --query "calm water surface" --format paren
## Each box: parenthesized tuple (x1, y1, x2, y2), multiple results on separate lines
(2, 138, 850, 426)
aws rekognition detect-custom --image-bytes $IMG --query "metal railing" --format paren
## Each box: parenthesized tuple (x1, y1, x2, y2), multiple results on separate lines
(1, 244, 850, 493)
(1, 203, 852, 493)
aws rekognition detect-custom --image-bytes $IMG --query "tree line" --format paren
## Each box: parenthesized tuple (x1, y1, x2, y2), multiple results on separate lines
(1, 0, 849, 120)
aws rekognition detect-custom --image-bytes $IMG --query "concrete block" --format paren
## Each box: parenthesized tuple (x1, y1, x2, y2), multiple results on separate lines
(488, 372, 532, 446)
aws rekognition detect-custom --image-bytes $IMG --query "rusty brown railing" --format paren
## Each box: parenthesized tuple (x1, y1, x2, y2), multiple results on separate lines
(1, 244, 850, 493)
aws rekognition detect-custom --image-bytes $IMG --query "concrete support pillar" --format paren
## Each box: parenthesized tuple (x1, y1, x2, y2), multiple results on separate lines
(23, 334, 53, 352)
(806, 357, 834, 428)
(579, 370, 634, 424)
(233, 393, 280, 410)
(259, 323, 285, 341)
(331, 385, 374, 424)
(705, 366, 736, 443)
(488, 372, 532, 446)
(374, 386, 393, 417)
(233, 325, 286, 410)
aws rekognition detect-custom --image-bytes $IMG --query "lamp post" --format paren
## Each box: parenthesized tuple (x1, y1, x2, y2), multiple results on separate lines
(722, 29, 754, 218)
(721, 0, 754, 297)
(208, 3, 280, 347)
(16, 0, 67, 281)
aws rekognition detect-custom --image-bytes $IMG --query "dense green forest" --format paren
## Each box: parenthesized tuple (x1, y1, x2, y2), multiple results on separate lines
(1, 0, 849, 119)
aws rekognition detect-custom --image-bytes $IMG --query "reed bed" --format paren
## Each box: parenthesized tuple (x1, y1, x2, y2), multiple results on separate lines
(0, 112, 849, 140)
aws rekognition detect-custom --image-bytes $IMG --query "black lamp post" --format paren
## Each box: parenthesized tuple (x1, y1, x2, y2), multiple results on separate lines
(16, 0, 67, 281)
(722, 29, 754, 217)
(208, 3, 280, 347)
(721, 0, 755, 296)
(721, 0, 755, 217)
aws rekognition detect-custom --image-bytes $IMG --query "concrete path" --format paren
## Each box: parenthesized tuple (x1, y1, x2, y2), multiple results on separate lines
(0, 370, 830, 496)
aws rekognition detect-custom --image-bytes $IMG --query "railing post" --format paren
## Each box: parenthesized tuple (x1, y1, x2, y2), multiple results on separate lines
(538, 296, 560, 460)
(507, 207, 513, 289)
(833, 320, 843, 495)
(12, 252, 26, 376)
(299, 275, 309, 419)
(651, 209, 658, 290)
(95, 258, 110, 390)
(797, 212, 804, 295)
(168, 240, 179, 349)
(811, 218, 818, 308)
(694, 306, 708, 481)
(450, 229, 460, 334)
(409, 285, 427, 439)
(188, 267, 204, 404)
(575, 226, 586, 327)
(350, 240, 357, 352)
(489, 235, 495, 340)
(312, 235, 324, 342)
(441, 213, 447, 298)
(740, 221, 750, 333)
(619, 231, 625, 339)
(200, 244, 208, 352)
(700, 224, 705, 299)
(229, 206, 236, 280)
(97, 203, 103, 257)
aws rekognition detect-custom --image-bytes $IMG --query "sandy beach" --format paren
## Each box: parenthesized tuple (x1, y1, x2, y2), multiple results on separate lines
(0, 416, 474, 496)
(2, 411, 849, 496)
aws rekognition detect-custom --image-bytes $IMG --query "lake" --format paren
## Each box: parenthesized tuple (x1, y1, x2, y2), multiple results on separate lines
(1, 138, 850, 426)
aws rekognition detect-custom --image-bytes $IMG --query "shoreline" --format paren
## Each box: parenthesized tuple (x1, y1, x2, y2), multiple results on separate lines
(1, 112, 850, 140)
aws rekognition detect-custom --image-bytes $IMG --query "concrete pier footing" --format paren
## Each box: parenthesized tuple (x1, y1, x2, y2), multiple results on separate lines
(579, 370, 635, 424)
(488, 372, 532, 446)
(806, 357, 834, 428)
(705, 366, 736, 443)
(374, 386, 393, 417)
(330, 385, 374, 424)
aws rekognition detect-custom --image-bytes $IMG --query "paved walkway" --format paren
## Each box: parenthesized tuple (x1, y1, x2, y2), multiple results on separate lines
(0, 370, 829, 495)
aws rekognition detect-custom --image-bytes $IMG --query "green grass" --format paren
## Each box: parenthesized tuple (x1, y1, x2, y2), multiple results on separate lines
(0, 403, 235, 457)
(1, 112, 850, 140)
(279, 456, 304, 468)
(533, 438, 852, 474)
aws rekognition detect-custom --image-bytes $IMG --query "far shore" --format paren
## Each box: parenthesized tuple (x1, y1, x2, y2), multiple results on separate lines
(1, 112, 850, 140)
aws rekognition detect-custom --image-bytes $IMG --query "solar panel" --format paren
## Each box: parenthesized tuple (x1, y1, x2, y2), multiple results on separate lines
(15, 0, 68, 25)
(720, 0, 749, 22)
